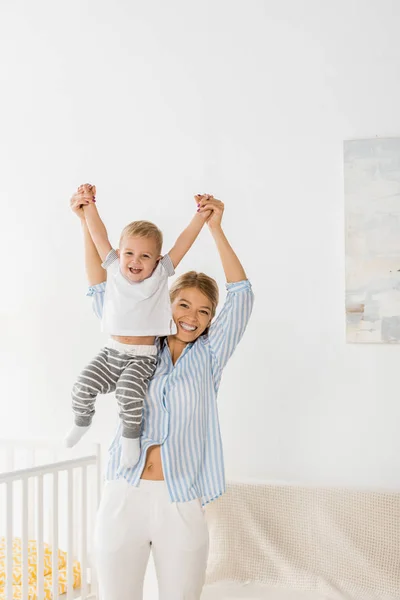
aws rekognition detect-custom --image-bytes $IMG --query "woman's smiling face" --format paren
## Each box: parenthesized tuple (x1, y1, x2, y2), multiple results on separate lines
(171, 287, 213, 342)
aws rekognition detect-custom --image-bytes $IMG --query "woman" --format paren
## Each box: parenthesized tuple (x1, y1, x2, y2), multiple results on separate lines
(70, 189, 254, 599)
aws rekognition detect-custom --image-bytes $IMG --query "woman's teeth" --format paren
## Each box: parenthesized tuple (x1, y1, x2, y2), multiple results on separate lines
(180, 322, 196, 332)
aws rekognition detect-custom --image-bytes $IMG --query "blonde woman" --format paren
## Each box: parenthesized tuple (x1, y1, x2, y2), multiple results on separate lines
(70, 188, 254, 600)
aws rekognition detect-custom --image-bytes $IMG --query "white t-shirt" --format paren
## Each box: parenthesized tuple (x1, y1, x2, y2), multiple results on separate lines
(101, 249, 177, 336)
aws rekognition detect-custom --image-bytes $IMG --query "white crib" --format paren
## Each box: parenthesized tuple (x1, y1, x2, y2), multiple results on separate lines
(0, 439, 101, 600)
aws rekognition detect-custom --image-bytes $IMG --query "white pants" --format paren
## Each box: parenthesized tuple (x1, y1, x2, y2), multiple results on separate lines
(93, 478, 209, 600)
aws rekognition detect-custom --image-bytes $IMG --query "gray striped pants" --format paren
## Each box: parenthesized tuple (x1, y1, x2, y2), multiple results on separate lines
(71, 345, 157, 439)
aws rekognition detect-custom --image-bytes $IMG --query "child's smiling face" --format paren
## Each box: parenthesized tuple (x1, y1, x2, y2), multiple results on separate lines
(118, 235, 161, 282)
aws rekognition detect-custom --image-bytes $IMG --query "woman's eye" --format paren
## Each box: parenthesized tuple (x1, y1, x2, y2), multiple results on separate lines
(200, 310, 209, 315)
(180, 303, 189, 308)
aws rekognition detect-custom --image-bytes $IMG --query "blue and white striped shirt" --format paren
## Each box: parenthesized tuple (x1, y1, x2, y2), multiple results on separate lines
(87, 279, 254, 506)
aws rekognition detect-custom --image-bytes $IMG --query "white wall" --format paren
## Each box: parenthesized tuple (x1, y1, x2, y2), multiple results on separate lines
(1, 0, 400, 491)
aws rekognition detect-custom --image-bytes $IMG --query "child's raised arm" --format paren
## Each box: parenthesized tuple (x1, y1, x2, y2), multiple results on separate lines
(167, 194, 211, 268)
(81, 186, 112, 262)
(70, 186, 105, 286)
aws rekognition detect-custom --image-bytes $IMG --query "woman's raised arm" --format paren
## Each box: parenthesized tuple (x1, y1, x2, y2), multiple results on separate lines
(197, 195, 247, 283)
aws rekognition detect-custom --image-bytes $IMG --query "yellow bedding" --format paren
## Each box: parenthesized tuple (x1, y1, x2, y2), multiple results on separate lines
(0, 537, 81, 600)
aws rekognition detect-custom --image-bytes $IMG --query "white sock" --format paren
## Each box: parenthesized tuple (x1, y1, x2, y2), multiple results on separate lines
(65, 424, 90, 448)
(120, 437, 141, 468)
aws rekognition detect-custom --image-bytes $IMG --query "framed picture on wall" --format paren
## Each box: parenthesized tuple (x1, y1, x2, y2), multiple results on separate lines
(344, 137, 400, 343)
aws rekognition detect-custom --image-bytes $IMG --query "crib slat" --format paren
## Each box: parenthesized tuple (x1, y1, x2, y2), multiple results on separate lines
(91, 445, 102, 599)
(6, 482, 13, 600)
(27, 449, 36, 539)
(67, 468, 74, 600)
(22, 477, 29, 600)
(81, 466, 88, 599)
(48, 449, 57, 550)
(73, 468, 79, 567)
(52, 471, 59, 600)
(37, 475, 45, 600)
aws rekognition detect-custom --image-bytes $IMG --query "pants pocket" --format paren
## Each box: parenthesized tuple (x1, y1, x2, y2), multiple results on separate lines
(93, 479, 130, 553)
(172, 499, 209, 552)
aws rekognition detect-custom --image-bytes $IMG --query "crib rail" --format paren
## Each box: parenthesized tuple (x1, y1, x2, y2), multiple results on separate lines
(0, 440, 101, 600)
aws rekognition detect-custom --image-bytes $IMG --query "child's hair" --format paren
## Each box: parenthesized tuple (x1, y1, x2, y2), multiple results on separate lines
(169, 271, 219, 319)
(120, 220, 163, 255)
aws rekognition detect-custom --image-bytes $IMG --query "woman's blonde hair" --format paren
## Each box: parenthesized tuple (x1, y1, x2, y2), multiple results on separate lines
(169, 271, 219, 320)
(120, 220, 163, 254)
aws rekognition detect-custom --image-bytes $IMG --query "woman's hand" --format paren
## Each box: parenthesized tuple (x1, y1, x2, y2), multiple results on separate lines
(70, 184, 96, 221)
(194, 194, 212, 222)
(78, 183, 96, 202)
(196, 194, 224, 230)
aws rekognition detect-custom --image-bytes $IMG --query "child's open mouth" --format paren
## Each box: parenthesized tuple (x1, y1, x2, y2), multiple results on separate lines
(129, 267, 142, 275)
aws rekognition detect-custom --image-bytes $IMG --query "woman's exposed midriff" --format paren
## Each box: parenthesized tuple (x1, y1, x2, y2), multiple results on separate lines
(140, 445, 164, 480)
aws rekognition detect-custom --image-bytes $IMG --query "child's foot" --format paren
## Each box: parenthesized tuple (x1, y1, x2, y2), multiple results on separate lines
(120, 437, 140, 468)
(64, 424, 90, 448)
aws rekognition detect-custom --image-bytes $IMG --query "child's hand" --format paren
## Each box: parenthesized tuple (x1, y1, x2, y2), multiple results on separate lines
(195, 194, 212, 222)
(70, 191, 88, 221)
(70, 184, 96, 221)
